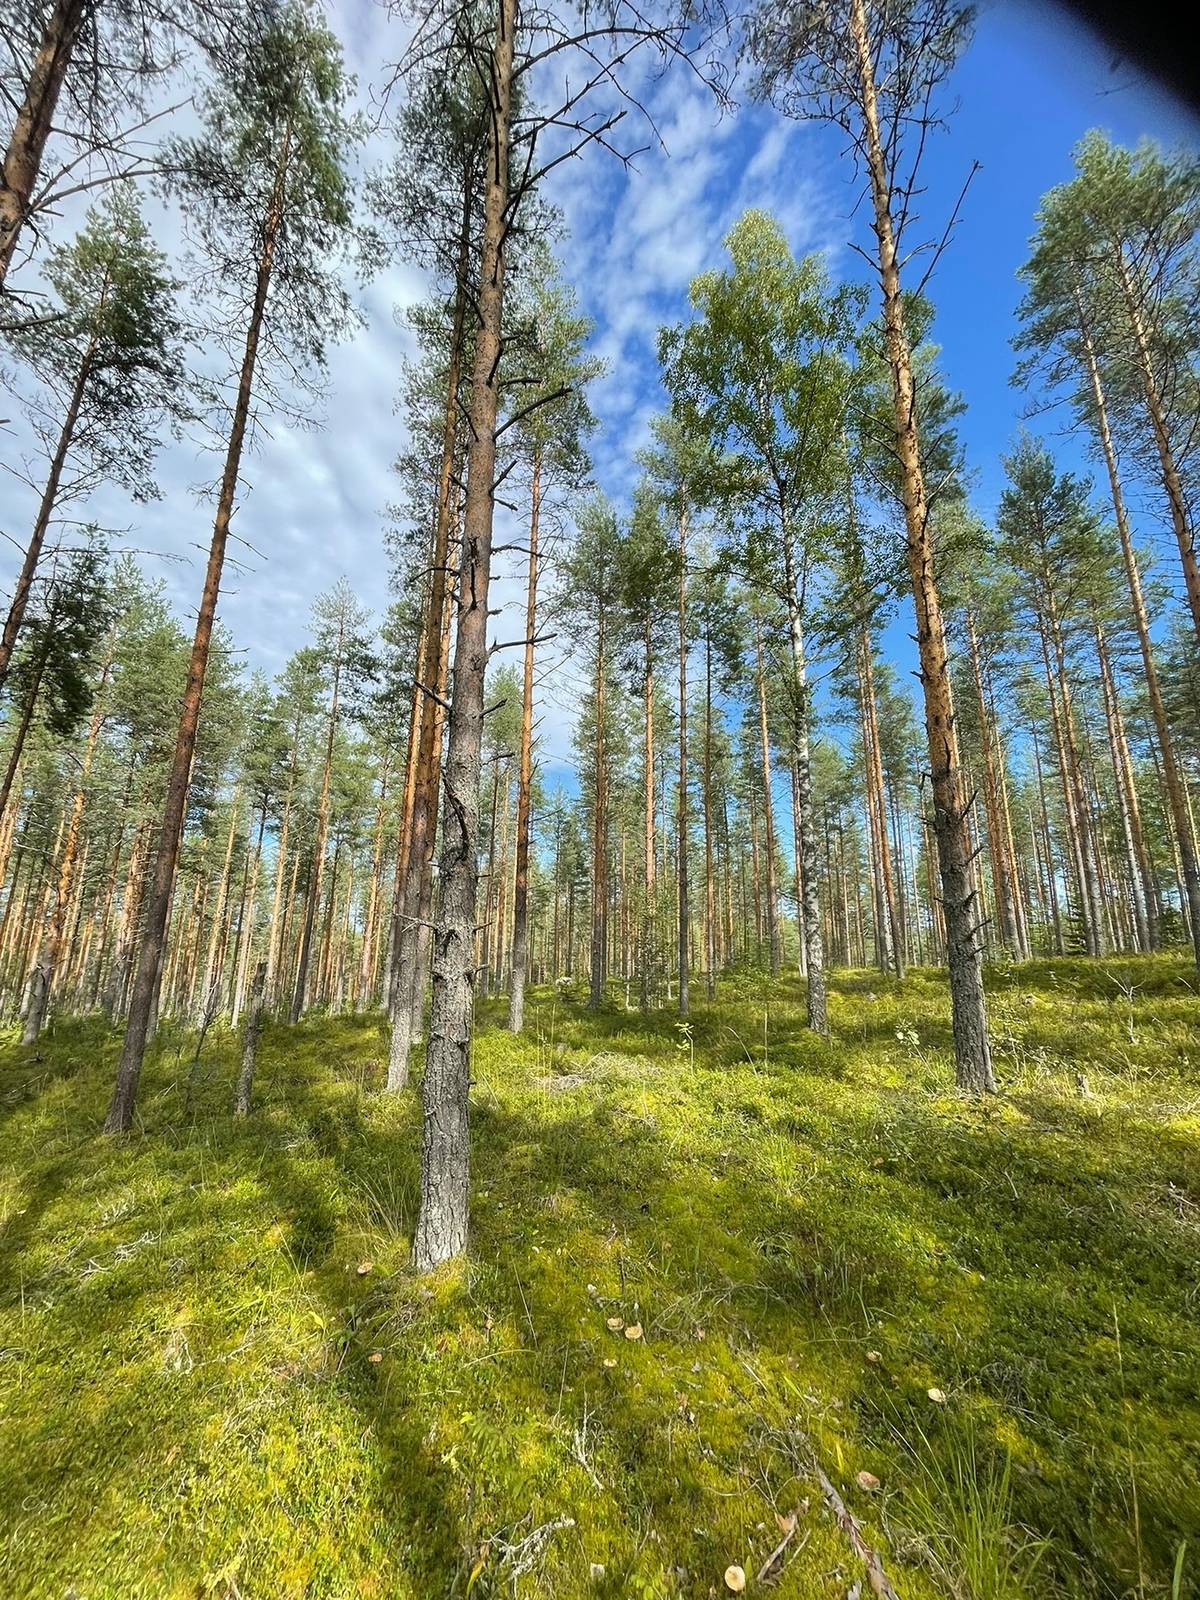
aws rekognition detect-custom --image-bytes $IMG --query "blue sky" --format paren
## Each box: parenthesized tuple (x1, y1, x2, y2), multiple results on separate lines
(532, 0, 1200, 766)
(1, 0, 1196, 783)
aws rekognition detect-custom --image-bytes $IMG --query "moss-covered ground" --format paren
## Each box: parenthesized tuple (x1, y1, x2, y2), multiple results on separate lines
(1, 957, 1197, 1599)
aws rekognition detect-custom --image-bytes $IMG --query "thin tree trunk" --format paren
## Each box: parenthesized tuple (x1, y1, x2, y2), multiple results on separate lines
(589, 612, 608, 1011)
(1075, 290, 1200, 968)
(754, 618, 781, 975)
(703, 628, 716, 998)
(677, 511, 689, 1015)
(388, 207, 470, 1086)
(292, 620, 344, 1023)
(966, 611, 1021, 960)
(22, 660, 107, 1041)
(639, 621, 657, 1011)
(232, 802, 266, 1025)
(1095, 620, 1152, 951)
(356, 756, 390, 1010)
(0, 338, 96, 696)
(780, 529, 827, 1028)
(234, 960, 267, 1117)
(508, 456, 540, 1032)
(0, 623, 52, 819)
(1114, 251, 1200, 643)
(860, 627, 904, 978)
(198, 789, 241, 1024)
(105, 120, 291, 1133)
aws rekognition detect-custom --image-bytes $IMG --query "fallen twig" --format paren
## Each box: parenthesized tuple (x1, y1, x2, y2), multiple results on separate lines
(756, 1511, 809, 1583)
(797, 1434, 901, 1599)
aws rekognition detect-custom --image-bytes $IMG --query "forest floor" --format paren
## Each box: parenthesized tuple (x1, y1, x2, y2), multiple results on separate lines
(0, 957, 1197, 1600)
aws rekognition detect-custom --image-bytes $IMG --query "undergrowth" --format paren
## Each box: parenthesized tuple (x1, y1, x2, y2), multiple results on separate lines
(0, 956, 1197, 1598)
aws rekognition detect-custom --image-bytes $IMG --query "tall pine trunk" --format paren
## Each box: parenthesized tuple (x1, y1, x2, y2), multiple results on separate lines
(849, 0, 992, 1089)
(412, 0, 514, 1269)
(0, 0, 87, 285)
(105, 123, 291, 1133)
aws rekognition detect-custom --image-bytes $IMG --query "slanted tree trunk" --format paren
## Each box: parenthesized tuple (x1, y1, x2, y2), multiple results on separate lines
(0, 318, 99, 696)
(104, 122, 291, 1133)
(0, 621, 53, 820)
(849, 0, 992, 1089)
(412, 0, 514, 1270)
(0, 0, 88, 286)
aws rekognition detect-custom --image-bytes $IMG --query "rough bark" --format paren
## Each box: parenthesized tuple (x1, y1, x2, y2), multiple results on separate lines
(412, 0, 514, 1270)
(0, 0, 88, 286)
(849, 0, 992, 1089)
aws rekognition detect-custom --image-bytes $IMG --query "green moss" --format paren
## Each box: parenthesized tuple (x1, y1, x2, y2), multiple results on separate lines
(1, 958, 1197, 1598)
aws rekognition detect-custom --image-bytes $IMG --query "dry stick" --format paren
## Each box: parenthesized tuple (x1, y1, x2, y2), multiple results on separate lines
(755, 1513, 808, 1583)
(800, 1437, 901, 1600)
